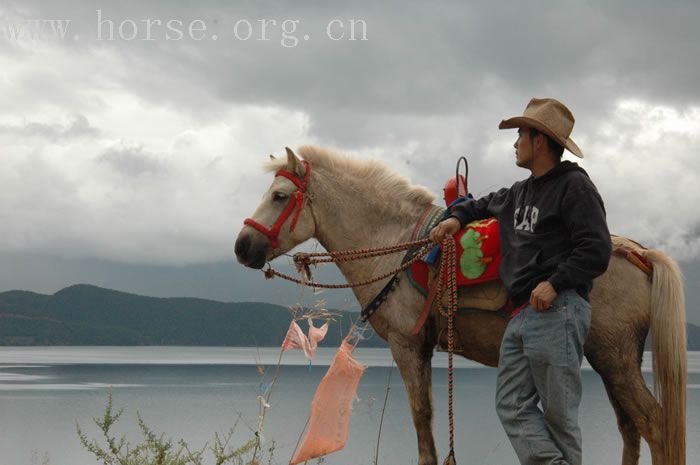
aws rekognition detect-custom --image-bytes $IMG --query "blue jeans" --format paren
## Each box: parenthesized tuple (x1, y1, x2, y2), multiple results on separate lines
(495, 289, 592, 465)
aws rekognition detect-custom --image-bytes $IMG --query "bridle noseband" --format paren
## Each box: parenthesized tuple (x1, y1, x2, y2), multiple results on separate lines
(243, 160, 311, 249)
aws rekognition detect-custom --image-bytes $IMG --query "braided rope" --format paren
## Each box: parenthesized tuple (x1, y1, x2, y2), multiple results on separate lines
(442, 237, 457, 461)
(294, 239, 431, 262)
(263, 238, 433, 288)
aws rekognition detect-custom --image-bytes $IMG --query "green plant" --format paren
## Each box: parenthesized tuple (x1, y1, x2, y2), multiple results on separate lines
(77, 393, 275, 465)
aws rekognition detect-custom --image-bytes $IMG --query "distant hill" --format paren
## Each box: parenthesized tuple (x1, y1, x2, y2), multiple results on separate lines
(0, 284, 698, 350)
(685, 323, 700, 351)
(643, 322, 700, 351)
(0, 284, 387, 347)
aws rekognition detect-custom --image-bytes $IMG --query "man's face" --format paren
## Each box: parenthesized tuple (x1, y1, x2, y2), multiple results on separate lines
(514, 127, 534, 169)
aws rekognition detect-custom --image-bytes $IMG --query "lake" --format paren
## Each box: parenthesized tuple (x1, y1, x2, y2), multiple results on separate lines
(0, 347, 698, 465)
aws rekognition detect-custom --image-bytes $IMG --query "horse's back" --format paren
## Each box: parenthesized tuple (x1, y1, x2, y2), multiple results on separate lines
(586, 237, 655, 366)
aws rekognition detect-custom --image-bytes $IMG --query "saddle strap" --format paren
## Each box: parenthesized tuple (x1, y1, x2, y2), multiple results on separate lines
(613, 244, 653, 276)
(361, 205, 443, 322)
(411, 268, 441, 335)
(409, 205, 445, 335)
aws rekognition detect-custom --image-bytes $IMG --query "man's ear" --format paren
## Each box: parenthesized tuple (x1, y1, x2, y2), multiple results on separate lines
(285, 147, 306, 177)
(532, 133, 545, 152)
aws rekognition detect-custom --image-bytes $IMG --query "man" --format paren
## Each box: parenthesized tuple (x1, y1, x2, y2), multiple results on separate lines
(430, 98, 612, 465)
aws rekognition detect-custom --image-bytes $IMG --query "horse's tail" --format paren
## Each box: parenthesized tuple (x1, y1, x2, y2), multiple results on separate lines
(645, 248, 687, 465)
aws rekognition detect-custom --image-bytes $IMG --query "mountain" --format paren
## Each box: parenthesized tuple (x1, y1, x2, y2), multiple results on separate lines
(686, 323, 700, 351)
(1, 284, 699, 350)
(0, 284, 387, 347)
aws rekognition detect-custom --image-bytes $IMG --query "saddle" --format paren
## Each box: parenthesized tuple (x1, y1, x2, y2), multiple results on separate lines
(406, 207, 507, 346)
(436, 275, 508, 311)
(407, 207, 508, 314)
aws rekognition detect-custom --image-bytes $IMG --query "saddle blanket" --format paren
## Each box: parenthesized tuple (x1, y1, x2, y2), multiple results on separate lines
(408, 216, 502, 295)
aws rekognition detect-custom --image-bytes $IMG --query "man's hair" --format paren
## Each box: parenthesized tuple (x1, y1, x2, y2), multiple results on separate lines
(529, 128, 564, 159)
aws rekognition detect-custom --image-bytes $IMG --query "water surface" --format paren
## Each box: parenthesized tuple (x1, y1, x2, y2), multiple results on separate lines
(1, 347, 698, 465)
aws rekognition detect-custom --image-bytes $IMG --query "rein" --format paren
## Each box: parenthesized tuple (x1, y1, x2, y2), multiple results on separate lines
(436, 237, 458, 465)
(262, 238, 433, 289)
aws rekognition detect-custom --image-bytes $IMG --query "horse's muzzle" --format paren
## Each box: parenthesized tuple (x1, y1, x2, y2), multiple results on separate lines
(234, 231, 269, 269)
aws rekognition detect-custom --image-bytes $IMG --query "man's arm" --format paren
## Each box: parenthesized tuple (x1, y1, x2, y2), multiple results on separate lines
(448, 187, 510, 228)
(547, 184, 613, 293)
(430, 187, 510, 243)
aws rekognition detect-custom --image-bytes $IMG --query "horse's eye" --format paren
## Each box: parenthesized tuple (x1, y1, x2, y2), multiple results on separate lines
(272, 191, 289, 202)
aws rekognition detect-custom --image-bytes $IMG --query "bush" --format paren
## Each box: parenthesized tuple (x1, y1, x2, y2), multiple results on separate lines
(77, 393, 275, 465)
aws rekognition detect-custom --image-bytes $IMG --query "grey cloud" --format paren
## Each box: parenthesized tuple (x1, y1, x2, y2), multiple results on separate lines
(0, 0, 698, 295)
(0, 114, 99, 140)
(98, 144, 166, 177)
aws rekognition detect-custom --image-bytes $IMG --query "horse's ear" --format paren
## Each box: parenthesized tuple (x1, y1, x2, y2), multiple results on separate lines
(285, 147, 305, 177)
(269, 154, 276, 160)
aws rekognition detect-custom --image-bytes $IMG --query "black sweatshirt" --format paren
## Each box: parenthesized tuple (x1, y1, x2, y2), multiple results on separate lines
(448, 161, 612, 306)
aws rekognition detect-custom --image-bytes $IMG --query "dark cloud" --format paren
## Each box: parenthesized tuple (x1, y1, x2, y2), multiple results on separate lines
(4, 0, 699, 133)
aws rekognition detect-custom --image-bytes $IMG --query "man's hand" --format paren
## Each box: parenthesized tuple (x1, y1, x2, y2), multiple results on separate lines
(529, 281, 557, 310)
(429, 217, 462, 244)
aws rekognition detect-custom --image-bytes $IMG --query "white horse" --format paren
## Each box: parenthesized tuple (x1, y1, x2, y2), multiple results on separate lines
(235, 146, 687, 465)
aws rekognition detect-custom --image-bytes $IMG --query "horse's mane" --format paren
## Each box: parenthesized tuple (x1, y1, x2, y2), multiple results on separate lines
(264, 145, 435, 206)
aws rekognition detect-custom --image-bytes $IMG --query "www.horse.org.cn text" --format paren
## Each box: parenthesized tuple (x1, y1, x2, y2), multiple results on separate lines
(0, 10, 369, 47)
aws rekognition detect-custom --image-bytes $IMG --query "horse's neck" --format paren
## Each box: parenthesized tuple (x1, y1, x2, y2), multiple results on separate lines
(311, 178, 430, 307)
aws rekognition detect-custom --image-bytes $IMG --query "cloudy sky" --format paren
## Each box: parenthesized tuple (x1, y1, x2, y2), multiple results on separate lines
(1, 1, 699, 323)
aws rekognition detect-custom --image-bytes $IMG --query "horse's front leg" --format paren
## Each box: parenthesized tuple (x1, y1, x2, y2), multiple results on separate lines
(389, 335, 437, 465)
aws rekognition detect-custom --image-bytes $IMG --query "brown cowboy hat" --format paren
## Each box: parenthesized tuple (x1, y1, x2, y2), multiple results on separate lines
(498, 98, 583, 158)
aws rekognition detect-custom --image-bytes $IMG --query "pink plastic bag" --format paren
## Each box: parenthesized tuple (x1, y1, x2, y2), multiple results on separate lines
(290, 341, 366, 464)
(281, 319, 329, 361)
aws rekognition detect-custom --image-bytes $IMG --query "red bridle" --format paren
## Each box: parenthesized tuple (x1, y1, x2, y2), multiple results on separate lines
(243, 160, 311, 249)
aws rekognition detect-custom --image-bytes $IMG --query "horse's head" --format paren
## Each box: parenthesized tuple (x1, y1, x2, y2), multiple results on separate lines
(235, 147, 316, 269)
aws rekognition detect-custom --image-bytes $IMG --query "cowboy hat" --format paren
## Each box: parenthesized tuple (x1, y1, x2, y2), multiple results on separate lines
(499, 98, 583, 158)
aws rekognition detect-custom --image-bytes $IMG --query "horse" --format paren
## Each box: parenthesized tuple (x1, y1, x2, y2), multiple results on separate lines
(234, 146, 687, 465)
